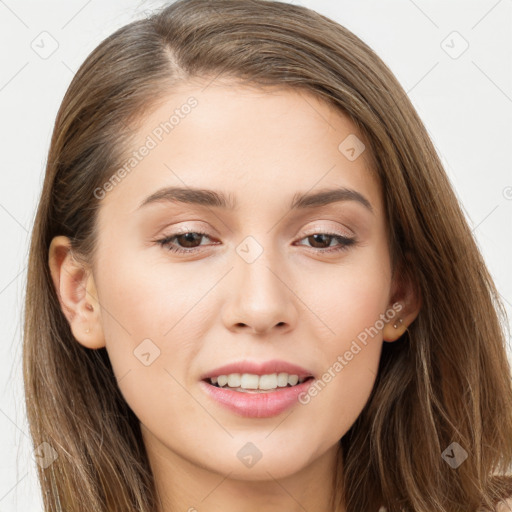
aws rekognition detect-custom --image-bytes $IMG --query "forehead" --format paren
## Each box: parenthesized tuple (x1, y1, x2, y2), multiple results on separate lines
(98, 80, 382, 218)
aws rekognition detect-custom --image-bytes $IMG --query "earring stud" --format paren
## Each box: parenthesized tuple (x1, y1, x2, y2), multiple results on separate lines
(393, 318, 404, 329)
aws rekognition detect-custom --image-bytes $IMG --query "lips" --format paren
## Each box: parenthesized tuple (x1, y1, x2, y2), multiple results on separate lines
(199, 378, 315, 418)
(200, 359, 316, 381)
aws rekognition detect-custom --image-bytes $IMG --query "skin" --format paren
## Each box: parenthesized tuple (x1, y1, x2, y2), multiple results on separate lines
(49, 79, 420, 512)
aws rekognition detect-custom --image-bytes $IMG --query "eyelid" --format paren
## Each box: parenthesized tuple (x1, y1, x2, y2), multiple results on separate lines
(158, 221, 214, 236)
(300, 221, 355, 238)
(157, 220, 355, 239)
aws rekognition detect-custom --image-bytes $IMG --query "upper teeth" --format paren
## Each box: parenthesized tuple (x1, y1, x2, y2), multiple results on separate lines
(210, 373, 307, 390)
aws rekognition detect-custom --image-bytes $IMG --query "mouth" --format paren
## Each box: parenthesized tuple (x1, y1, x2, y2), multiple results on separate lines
(199, 372, 316, 418)
(202, 373, 315, 393)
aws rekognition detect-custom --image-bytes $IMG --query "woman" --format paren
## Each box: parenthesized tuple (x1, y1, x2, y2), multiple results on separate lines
(23, 0, 512, 510)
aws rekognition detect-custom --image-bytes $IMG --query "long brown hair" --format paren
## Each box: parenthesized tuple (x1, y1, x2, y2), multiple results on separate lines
(23, 0, 512, 510)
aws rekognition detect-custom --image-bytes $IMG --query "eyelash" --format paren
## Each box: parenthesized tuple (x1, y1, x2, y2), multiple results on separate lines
(155, 230, 356, 255)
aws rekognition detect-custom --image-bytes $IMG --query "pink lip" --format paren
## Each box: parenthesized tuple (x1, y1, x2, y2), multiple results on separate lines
(200, 359, 315, 380)
(199, 378, 315, 418)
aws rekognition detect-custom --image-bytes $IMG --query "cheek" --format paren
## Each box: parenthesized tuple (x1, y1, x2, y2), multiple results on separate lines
(296, 248, 390, 438)
(94, 251, 204, 434)
(93, 240, 231, 425)
(96, 240, 208, 344)
(92, 244, 199, 386)
(304, 246, 391, 346)
(300, 295, 386, 454)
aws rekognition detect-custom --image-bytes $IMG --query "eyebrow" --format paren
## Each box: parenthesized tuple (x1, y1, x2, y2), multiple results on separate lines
(136, 186, 374, 214)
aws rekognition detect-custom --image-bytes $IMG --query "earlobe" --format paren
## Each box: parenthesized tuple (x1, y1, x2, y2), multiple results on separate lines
(382, 311, 409, 342)
(383, 256, 422, 342)
(48, 236, 106, 349)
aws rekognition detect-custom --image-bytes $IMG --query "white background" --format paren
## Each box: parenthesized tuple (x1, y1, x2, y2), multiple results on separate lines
(1, 0, 511, 509)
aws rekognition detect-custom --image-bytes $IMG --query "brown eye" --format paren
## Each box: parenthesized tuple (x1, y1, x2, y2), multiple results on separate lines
(296, 232, 356, 253)
(306, 234, 336, 249)
(174, 232, 204, 248)
(156, 231, 215, 254)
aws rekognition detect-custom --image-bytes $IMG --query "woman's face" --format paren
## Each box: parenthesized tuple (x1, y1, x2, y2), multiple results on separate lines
(76, 81, 405, 482)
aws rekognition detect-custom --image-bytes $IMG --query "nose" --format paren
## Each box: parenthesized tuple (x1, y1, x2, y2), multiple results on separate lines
(221, 249, 298, 336)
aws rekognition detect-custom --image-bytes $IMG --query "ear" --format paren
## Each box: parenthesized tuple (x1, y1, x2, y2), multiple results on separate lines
(382, 252, 422, 342)
(48, 236, 105, 349)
